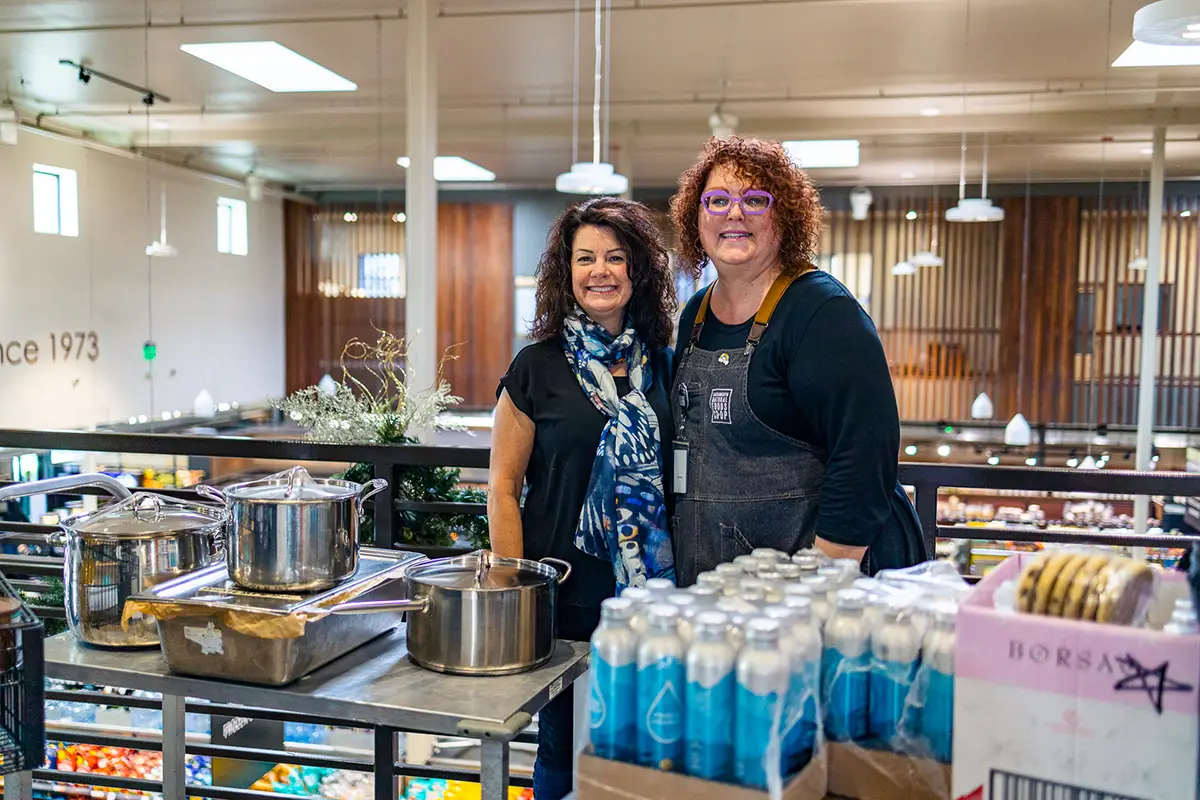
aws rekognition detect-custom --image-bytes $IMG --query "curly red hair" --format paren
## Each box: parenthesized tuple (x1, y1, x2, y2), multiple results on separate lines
(668, 136, 824, 278)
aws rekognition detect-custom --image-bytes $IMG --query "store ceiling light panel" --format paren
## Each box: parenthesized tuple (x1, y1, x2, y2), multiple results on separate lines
(180, 42, 357, 92)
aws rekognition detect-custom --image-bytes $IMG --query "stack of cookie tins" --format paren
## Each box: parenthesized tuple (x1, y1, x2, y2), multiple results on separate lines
(1014, 552, 1157, 626)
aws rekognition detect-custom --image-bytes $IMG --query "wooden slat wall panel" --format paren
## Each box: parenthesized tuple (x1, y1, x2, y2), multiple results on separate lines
(437, 204, 515, 410)
(1073, 196, 1200, 428)
(995, 196, 1079, 424)
(283, 202, 514, 409)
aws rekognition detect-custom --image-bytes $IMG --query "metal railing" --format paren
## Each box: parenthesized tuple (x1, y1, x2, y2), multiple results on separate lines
(4, 427, 1200, 561)
(898, 461, 1200, 554)
(2, 427, 1199, 798)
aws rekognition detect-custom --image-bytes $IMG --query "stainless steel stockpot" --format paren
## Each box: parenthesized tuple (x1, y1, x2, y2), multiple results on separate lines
(198, 466, 387, 593)
(0, 474, 226, 648)
(331, 550, 572, 676)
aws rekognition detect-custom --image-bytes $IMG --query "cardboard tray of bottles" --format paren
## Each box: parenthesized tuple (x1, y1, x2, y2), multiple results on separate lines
(576, 748, 827, 800)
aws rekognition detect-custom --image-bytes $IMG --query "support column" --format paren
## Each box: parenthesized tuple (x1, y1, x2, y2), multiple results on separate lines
(1134, 125, 1166, 543)
(406, 0, 439, 441)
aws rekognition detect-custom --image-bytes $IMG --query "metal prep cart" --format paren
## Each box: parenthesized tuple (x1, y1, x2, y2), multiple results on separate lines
(6, 629, 588, 800)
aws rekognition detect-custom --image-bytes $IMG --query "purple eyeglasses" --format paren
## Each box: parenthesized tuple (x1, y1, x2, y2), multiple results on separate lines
(701, 189, 774, 216)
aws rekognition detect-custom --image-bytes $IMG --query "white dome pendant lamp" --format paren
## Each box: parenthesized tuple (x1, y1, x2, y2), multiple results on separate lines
(145, 180, 178, 258)
(970, 392, 994, 419)
(946, 132, 1004, 223)
(556, 0, 628, 195)
(1004, 412, 1032, 446)
(1129, 169, 1149, 270)
(945, 3, 1003, 224)
(912, 189, 945, 267)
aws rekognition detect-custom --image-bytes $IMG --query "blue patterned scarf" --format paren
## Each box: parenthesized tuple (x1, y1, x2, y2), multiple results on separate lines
(562, 308, 675, 592)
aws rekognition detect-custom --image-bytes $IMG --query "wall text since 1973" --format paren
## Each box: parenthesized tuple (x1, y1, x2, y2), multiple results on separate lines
(0, 332, 100, 366)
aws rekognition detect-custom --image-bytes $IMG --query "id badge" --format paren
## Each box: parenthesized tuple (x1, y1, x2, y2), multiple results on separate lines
(673, 440, 688, 495)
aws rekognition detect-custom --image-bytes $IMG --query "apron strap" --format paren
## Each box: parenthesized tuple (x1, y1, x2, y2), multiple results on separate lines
(689, 282, 717, 348)
(745, 271, 799, 353)
(690, 269, 802, 352)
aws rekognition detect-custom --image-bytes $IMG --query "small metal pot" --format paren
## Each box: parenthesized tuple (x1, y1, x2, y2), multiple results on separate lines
(331, 550, 572, 676)
(0, 474, 226, 648)
(197, 467, 387, 593)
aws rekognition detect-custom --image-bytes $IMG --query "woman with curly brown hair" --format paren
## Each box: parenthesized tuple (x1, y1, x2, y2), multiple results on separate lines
(669, 136, 926, 584)
(489, 197, 676, 800)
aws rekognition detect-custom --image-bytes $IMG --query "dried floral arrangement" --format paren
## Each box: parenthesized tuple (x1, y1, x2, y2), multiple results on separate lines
(276, 330, 488, 549)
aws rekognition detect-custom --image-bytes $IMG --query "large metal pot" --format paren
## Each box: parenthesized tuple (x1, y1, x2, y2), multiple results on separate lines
(0, 474, 226, 648)
(197, 466, 387, 593)
(330, 550, 572, 676)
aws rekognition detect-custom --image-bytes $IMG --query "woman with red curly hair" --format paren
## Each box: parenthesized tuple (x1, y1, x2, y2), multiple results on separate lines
(668, 137, 926, 583)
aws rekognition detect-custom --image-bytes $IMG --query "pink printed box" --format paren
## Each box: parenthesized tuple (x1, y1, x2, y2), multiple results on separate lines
(952, 554, 1200, 800)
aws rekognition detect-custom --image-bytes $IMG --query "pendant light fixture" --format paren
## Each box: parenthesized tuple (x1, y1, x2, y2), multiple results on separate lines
(891, 260, 916, 276)
(145, 180, 177, 257)
(1003, 94, 1034, 449)
(144, 84, 175, 257)
(1129, 167, 1149, 270)
(556, 0, 628, 195)
(945, 0, 1004, 224)
(970, 392, 994, 419)
(912, 167, 945, 267)
(945, 133, 1005, 222)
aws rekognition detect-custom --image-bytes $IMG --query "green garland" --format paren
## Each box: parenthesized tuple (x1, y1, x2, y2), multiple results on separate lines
(277, 331, 489, 550)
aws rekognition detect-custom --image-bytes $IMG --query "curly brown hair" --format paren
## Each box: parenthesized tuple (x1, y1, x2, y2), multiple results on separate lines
(669, 136, 824, 278)
(530, 197, 676, 351)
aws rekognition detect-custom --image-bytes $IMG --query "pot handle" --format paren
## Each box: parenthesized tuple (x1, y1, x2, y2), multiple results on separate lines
(540, 557, 573, 584)
(195, 485, 228, 505)
(355, 479, 389, 516)
(47, 531, 67, 547)
(0, 473, 132, 503)
(327, 595, 430, 616)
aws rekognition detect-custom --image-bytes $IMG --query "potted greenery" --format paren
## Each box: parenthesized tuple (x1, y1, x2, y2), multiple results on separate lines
(275, 331, 488, 550)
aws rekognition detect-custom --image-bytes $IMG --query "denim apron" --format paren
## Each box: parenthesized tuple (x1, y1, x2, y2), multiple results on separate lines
(671, 272, 827, 586)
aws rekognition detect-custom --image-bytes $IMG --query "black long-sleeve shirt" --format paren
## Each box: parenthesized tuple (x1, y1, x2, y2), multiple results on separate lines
(676, 269, 926, 571)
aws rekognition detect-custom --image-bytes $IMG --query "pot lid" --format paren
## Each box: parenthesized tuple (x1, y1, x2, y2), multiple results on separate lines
(220, 466, 359, 502)
(408, 551, 558, 590)
(66, 492, 228, 536)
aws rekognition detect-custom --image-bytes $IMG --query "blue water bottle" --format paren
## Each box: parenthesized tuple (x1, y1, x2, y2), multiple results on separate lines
(589, 597, 639, 762)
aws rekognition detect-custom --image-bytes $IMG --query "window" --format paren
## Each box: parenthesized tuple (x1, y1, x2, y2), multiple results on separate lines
(356, 253, 405, 298)
(1116, 283, 1173, 333)
(1075, 290, 1095, 355)
(217, 197, 248, 255)
(32, 164, 79, 236)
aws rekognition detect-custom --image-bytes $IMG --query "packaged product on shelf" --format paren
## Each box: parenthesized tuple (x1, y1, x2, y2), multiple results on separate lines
(581, 555, 829, 800)
(763, 602, 821, 776)
(919, 607, 955, 764)
(953, 553, 1199, 800)
(821, 590, 871, 743)
(734, 618, 789, 790)
(821, 562, 962, 800)
(1010, 551, 1156, 626)
(589, 597, 638, 763)
(635, 605, 685, 771)
(867, 599, 920, 745)
(684, 611, 737, 781)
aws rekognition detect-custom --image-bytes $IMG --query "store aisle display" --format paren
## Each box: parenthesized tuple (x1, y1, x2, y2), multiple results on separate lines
(401, 778, 532, 799)
(583, 552, 975, 800)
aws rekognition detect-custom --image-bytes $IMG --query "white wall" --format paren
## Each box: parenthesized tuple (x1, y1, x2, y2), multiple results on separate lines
(0, 130, 285, 430)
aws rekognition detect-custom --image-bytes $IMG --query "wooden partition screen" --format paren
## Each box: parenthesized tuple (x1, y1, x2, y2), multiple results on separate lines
(1075, 193, 1200, 428)
(817, 196, 1005, 423)
(284, 200, 514, 409)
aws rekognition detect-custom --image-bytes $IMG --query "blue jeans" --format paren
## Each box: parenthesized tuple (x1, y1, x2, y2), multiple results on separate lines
(533, 689, 574, 800)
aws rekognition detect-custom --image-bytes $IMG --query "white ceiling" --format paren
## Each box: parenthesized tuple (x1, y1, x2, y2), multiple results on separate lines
(3, 0, 1200, 190)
